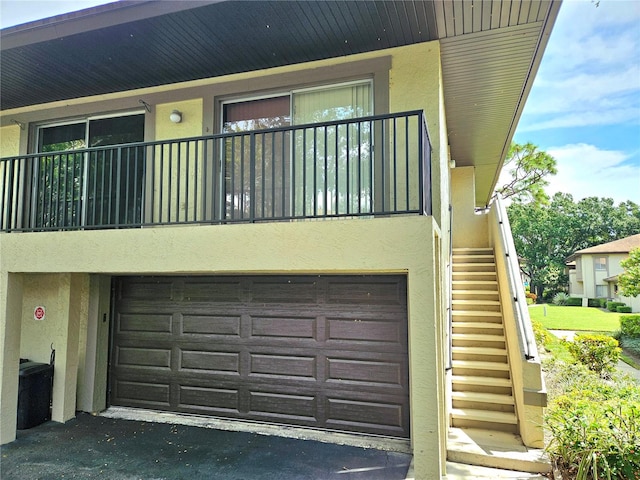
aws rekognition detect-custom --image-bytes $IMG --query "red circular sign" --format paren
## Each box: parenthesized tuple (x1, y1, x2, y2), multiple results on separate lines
(34, 306, 46, 321)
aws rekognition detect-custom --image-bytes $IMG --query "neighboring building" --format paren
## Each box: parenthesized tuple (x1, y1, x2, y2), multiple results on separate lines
(567, 234, 640, 312)
(1, 2, 559, 477)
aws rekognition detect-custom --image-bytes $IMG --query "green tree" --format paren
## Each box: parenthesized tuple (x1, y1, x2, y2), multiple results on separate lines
(619, 247, 640, 298)
(508, 193, 640, 300)
(496, 142, 557, 204)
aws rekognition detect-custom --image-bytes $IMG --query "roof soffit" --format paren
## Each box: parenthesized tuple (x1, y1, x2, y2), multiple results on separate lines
(1, 0, 561, 207)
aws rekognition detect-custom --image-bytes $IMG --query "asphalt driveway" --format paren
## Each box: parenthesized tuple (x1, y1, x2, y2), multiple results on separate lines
(0, 413, 412, 480)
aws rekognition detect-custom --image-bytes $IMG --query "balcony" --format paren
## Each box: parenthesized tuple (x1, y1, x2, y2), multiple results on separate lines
(1, 111, 431, 233)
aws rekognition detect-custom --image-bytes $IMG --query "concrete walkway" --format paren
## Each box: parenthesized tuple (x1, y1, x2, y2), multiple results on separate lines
(549, 330, 640, 382)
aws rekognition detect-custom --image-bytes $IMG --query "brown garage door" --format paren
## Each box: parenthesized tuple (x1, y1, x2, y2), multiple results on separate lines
(110, 275, 409, 438)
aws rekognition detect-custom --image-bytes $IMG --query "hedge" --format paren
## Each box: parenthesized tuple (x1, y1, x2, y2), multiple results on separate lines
(617, 306, 632, 313)
(621, 315, 640, 337)
(566, 297, 583, 306)
(587, 298, 601, 308)
(607, 301, 626, 312)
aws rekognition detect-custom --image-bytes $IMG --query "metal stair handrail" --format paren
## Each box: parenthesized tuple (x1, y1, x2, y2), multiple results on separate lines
(492, 194, 537, 360)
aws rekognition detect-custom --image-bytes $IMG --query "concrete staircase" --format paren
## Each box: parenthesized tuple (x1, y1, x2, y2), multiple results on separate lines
(448, 247, 550, 474)
(450, 247, 517, 433)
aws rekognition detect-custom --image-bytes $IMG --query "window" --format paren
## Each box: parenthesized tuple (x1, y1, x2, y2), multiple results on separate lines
(221, 81, 373, 220)
(596, 285, 608, 298)
(34, 113, 145, 228)
(594, 257, 607, 271)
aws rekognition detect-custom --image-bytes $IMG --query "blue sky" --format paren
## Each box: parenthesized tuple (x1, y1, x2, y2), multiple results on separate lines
(512, 0, 640, 204)
(2, 0, 639, 204)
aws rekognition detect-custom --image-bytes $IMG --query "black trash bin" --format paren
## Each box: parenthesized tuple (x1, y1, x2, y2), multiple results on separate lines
(17, 361, 53, 429)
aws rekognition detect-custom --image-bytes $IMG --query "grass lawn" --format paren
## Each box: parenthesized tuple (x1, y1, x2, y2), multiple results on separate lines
(528, 304, 621, 332)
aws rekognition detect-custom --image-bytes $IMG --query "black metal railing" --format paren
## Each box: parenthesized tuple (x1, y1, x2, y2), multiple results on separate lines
(1, 110, 432, 232)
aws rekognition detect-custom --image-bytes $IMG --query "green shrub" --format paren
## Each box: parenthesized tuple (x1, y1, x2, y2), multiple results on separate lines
(599, 298, 608, 308)
(545, 360, 640, 480)
(567, 334, 622, 377)
(607, 301, 626, 312)
(620, 336, 640, 358)
(587, 298, 601, 308)
(553, 292, 570, 305)
(617, 305, 632, 313)
(532, 319, 552, 349)
(566, 296, 583, 306)
(621, 315, 640, 337)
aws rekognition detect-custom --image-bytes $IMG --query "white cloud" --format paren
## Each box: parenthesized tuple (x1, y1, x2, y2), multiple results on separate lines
(519, 0, 640, 132)
(545, 143, 640, 203)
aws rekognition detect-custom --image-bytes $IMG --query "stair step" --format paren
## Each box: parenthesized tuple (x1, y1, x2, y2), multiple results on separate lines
(452, 322, 504, 331)
(452, 360, 509, 371)
(453, 248, 493, 254)
(452, 333, 505, 342)
(452, 300, 501, 312)
(447, 427, 552, 474)
(452, 346, 508, 356)
(452, 290, 499, 296)
(452, 280, 498, 286)
(451, 408, 517, 425)
(452, 310, 502, 317)
(451, 391, 515, 405)
(453, 262, 496, 268)
(453, 299, 500, 305)
(452, 375, 512, 388)
(452, 254, 495, 260)
(452, 271, 497, 277)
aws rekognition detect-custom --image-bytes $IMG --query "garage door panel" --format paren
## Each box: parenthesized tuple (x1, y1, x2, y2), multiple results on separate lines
(250, 278, 319, 304)
(327, 317, 405, 346)
(182, 314, 241, 336)
(114, 380, 171, 406)
(183, 280, 243, 302)
(326, 398, 406, 436)
(111, 275, 409, 438)
(326, 358, 405, 387)
(116, 347, 172, 369)
(326, 278, 406, 306)
(250, 316, 317, 339)
(117, 314, 173, 334)
(248, 391, 317, 421)
(248, 353, 317, 379)
(179, 386, 240, 412)
(180, 350, 241, 374)
(118, 279, 174, 301)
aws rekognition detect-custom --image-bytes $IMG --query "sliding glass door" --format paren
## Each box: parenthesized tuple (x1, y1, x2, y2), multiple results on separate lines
(293, 82, 372, 216)
(221, 81, 372, 220)
(34, 113, 145, 228)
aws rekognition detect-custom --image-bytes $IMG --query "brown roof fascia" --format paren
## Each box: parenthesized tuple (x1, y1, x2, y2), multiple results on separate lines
(566, 234, 640, 263)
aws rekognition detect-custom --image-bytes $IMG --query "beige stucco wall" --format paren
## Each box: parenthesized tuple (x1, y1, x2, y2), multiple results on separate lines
(568, 270, 583, 296)
(0, 41, 450, 478)
(0, 272, 23, 444)
(20, 273, 88, 423)
(450, 167, 489, 248)
(0, 125, 21, 157)
(0, 216, 444, 476)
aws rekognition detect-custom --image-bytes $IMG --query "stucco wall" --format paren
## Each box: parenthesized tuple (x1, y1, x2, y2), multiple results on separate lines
(0, 125, 21, 157)
(20, 273, 88, 423)
(0, 42, 449, 477)
(450, 167, 489, 248)
(1, 216, 444, 475)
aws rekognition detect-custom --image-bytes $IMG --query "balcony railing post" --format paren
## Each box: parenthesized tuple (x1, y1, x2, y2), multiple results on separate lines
(249, 132, 256, 223)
